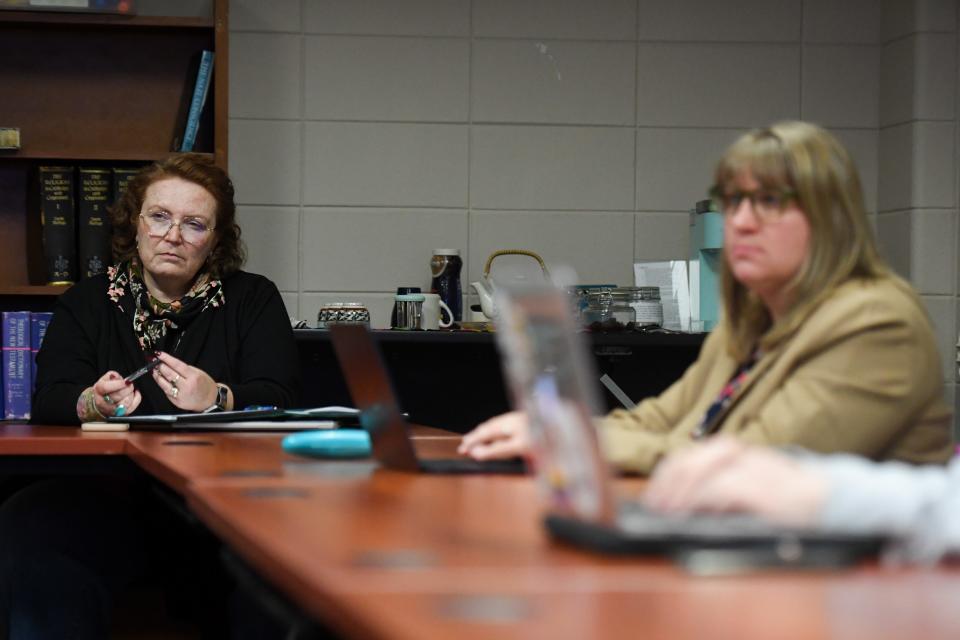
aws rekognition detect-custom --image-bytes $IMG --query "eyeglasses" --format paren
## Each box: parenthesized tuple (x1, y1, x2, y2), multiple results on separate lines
(709, 185, 797, 222)
(139, 211, 214, 245)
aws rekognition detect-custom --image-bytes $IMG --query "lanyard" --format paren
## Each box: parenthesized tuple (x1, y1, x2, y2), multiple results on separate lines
(691, 350, 760, 439)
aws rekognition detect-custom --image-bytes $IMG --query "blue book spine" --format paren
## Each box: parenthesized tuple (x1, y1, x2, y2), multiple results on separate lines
(3, 311, 32, 420)
(179, 50, 215, 152)
(30, 312, 53, 393)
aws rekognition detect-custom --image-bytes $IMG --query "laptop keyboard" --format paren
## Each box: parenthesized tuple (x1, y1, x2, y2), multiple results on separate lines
(617, 501, 791, 539)
(420, 458, 527, 475)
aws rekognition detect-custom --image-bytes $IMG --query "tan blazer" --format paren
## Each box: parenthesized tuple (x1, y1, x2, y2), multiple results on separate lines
(600, 276, 952, 474)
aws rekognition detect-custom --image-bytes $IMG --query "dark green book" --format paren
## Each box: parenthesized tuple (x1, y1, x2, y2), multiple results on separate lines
(78, 167, 112, 278)
(110, 167, 140, 206)
(38, 165, 76, 285)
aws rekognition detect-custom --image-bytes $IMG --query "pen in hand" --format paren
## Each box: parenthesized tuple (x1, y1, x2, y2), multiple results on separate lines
(124, 354, 161, 383)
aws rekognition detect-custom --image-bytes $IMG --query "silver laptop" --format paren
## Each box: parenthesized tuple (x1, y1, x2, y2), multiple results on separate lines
(492, 281, 883, 565)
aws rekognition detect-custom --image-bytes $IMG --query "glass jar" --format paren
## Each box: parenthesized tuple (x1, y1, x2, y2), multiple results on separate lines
(616, 286, 663, 326)
(582, 290, 634, 326)
(608, 290, 637, 325)
(570, 284, 616, 320)
(582, 291, 611, 325)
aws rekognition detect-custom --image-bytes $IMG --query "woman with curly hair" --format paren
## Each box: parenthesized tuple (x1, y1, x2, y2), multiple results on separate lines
(33, 153, 299, 422)
(9, 154, 300, 637)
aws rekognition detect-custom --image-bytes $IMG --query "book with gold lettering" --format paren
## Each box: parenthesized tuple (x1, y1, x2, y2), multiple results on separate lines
(111, 167, 140, 206)
(78, 167, 112, 278)
(38, 165, 76, 285)
(30, 311, 52, 392)
(3, 311, 31, 420)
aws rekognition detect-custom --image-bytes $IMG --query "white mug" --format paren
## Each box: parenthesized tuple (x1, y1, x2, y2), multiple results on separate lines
(420, 293, 453, 330)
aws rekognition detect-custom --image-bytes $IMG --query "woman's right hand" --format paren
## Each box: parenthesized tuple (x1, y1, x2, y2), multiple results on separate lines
(643, 437, 828, 527)
(458, 411, 532, 460)
(85, 371, 142, 419)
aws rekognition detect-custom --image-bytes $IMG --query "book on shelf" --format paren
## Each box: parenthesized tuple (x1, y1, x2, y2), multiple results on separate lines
(0, 1, 137, 14)
(173, 49, 215, 153)
(78, 167, 112, 279)
(111, 166, 140, 206)
(3, 311, 32, 420)
(38, 165, 77, 285)
(30, 312, 52, 390)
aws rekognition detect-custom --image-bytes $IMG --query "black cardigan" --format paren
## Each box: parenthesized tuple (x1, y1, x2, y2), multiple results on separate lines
(32, 270, 301, 424)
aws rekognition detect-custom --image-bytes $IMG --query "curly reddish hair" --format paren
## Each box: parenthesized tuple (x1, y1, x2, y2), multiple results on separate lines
(110, 153, 245, 278)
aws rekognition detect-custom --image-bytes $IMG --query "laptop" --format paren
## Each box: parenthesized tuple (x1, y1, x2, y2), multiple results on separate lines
(328, 324, 527, 475)
(492, 280, 883, 565)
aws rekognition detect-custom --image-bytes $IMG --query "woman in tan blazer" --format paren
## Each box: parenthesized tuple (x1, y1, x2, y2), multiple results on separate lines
(460, 121, 952, 474)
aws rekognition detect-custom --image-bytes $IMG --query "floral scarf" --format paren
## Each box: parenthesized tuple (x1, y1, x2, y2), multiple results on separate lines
(107, 259, 225, 353)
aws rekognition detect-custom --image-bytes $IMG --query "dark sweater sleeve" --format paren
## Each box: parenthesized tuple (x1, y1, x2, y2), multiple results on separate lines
(228, 277, 300, 409)
(32, 285, 104, 424)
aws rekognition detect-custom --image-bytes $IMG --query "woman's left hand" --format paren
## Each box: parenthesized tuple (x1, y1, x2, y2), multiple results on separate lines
(151, 351, 218, 412)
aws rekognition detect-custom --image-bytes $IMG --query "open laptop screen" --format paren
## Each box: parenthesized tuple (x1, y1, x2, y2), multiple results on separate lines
(328, 324, 420, 471)
(493, 284, 617, 523)
(494, 283, 886, 562)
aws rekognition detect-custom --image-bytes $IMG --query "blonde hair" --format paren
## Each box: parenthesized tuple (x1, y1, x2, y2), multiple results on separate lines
(714, 121, 887, 361)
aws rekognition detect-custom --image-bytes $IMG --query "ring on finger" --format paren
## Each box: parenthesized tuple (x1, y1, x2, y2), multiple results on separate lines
(115, 403, 127, 418)
(172, 373, 180, 384)
(103, 394, 113, 405)
(171, 387, 179, 399)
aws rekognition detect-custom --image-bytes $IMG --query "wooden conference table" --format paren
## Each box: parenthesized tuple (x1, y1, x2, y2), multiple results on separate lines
(1, 423, 959, 639)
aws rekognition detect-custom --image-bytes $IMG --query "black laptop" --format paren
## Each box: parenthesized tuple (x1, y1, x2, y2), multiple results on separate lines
(328, 324, 526, 475)
(106, 406, 357, 431)
(492, 277, 883, 566)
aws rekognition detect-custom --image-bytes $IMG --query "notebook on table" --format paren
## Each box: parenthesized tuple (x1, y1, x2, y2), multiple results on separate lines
(491, 278, 883, 566)
(328, 323, 526, 475)
(106, 406, 359, 431)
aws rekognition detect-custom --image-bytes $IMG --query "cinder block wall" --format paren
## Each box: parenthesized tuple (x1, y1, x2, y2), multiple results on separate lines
(227, 0, 959, 433)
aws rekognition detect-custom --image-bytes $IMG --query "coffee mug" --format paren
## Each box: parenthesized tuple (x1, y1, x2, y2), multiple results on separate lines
(421, 293, 453, 330)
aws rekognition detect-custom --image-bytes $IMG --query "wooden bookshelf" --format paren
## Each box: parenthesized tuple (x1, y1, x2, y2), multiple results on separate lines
(0, 0, 229, 305)
(0, 11, 214, 29)
(0, 285, 70, 297)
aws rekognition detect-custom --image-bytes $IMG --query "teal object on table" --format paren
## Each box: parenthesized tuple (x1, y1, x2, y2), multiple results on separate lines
(690, 203, 723, 331)
(282, 430, 371, 459)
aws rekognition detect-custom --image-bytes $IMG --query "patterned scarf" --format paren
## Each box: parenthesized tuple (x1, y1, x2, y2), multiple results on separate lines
(690, 348, 761, 440)
(107, 258, 225, 353)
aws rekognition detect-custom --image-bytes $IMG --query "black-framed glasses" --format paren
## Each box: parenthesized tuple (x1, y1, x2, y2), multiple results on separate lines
(708, 185, 797, 221)
(139, 211, 214, 245)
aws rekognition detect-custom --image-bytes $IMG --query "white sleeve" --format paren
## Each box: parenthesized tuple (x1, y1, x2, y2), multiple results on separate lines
(801, 454, 960, 563)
